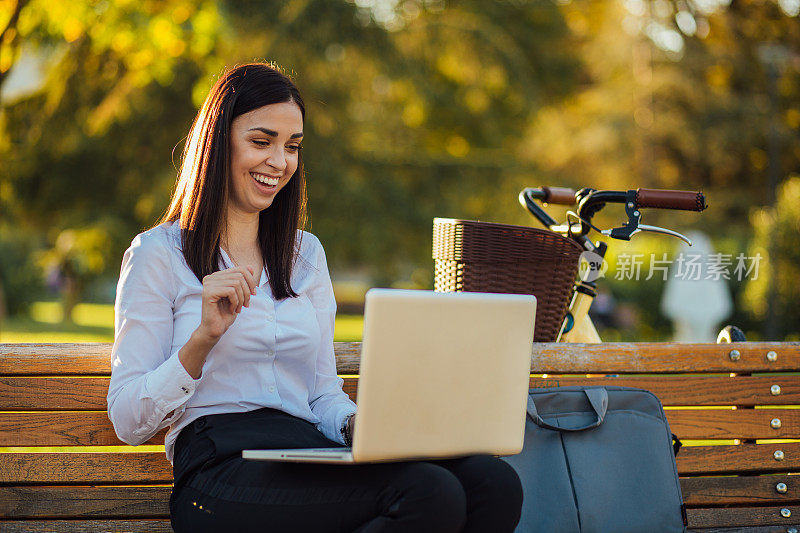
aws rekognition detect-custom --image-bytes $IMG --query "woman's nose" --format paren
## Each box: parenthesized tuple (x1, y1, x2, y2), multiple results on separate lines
(265, 146, 286, 171)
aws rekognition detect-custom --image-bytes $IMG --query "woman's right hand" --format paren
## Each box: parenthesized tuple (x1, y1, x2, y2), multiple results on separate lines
(196, 266, 258, 341)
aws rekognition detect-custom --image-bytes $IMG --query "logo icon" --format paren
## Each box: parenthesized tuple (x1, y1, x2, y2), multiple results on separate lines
(578, 251, 608, 282)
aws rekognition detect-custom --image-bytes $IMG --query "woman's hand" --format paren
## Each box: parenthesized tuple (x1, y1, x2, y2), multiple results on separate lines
(196, 266, 258, 341)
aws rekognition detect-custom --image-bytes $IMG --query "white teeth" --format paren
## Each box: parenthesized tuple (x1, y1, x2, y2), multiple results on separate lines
(251, 172, 279, 186)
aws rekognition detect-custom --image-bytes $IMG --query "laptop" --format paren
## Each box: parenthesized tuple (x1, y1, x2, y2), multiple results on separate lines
(242, 288, 536, 464)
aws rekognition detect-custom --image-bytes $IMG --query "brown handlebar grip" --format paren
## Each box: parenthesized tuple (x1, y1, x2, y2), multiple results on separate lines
(542, 187, 577, 205)
(635, 188, 707, 211)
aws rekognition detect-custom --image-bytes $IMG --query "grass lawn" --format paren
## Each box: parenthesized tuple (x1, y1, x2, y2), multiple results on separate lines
(0, 301, 364, 343)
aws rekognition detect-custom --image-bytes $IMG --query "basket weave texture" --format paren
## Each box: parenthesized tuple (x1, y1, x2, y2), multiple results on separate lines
(432, 218, 583, 342)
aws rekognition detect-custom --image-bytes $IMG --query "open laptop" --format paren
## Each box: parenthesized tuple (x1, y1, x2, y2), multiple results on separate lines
(242, 288, 536, 464)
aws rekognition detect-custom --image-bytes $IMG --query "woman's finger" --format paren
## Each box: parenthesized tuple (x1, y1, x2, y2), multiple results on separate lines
(243, 266, 258, 295)
(214, 284, 240, 308)
(231, 271, 252, 307)
(230, 281, 245, 313)
(224, 287, 240, 314)
(237, 276, 251, 308)
(224, 269, 255, 307)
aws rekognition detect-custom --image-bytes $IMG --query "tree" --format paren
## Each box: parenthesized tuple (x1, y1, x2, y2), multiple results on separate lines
(1, 0, 224, 318)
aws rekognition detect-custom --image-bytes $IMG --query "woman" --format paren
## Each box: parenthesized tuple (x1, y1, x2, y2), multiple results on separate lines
(107, 62, 522, 532)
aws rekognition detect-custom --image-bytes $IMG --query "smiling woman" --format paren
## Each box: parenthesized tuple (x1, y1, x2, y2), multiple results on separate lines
(107, 62, 522, 533)
(156, 64, 308, 301)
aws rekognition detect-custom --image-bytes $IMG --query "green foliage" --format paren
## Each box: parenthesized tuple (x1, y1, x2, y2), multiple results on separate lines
(37, 226, 111, 281)
(743, 176, 800, 339)
(0, 0, 798, 338)
(0, 227, 45, 317)
(1, 0, 222, 316)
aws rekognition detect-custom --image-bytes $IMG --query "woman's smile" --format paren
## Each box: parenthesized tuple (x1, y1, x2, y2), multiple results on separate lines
(250, 171, 281, 188)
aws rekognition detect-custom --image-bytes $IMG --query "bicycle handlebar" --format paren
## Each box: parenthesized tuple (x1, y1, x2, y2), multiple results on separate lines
(541, 186, 577, 205)
(635, 188, 707, 211)
(576, 188, 706, 219)
(520, 186, 707, 243)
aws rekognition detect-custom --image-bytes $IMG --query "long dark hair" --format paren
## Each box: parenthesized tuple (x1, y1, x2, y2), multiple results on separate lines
(157, 63, 307, 300)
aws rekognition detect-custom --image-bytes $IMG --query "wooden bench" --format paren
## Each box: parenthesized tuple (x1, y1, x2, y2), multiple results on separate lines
(1, 341, 800, 532)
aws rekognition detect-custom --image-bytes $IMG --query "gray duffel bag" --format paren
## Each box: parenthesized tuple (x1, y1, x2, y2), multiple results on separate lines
(502, 386, 686, 533)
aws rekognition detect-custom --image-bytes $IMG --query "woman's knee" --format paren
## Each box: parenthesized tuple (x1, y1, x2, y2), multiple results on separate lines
(454, 455, 522, 496)
(383, 462, 467, 532)
(446, 455, 523, 530)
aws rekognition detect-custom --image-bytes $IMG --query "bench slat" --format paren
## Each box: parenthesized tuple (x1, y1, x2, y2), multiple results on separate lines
(0, 413, 165, 446)
(0, 343, 364, 375)
(530, 343, 800, 374)
(3, 443, 799, 484)
(5, 375, 799, 410)
(667, 409, 800, 439)
(0, 378, 110, 410)
(3, 408, 799, 446)
(1, 478, 795, 518)
(0, 344, 114, 376)
(0, 377, 359, 410)
(0, 453, 172, 484)
(530, 376, 800, 406)
(677, 443, 800, 475)
(0, 519, 792, 533)
(687, 506, 800, 528)
(689, 524, 800, 533)
(0, 486, 170, 518)
(0, 520, 172, 532)
(680, 475, 799, 506)
(2, 342, 798, 375)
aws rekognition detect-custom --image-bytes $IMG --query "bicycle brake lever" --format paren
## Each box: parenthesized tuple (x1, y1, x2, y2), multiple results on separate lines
(633, 225, 693, 246)
(599, 225, 693, 245)
(600, 224, 692, 246)
(597, 190, 693, 246)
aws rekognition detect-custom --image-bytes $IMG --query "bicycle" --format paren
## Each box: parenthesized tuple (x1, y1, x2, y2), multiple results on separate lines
(518, 186, 715, 343)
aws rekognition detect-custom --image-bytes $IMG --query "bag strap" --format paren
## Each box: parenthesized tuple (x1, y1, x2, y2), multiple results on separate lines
(672, 433, 682, 456)
(527, 387, 609, 432)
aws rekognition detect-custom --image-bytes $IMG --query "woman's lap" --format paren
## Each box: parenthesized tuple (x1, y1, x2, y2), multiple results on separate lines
(170, 408, 522, 533)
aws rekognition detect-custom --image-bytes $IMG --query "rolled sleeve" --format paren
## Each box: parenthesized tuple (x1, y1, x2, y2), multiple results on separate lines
(107, 230, 198, 446)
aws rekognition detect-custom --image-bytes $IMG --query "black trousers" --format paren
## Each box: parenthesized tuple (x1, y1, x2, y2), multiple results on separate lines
(169, 407, 523, 532)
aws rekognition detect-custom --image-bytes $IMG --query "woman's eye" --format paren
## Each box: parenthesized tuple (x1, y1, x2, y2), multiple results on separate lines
(252, 140, 269, 147)
(287, 144, 302, 152)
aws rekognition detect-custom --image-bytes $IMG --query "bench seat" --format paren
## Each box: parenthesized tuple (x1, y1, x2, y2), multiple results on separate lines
(1, 341, 799, 531)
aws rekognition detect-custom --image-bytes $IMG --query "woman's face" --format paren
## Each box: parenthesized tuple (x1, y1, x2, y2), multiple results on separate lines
(228, 101, 304, 215)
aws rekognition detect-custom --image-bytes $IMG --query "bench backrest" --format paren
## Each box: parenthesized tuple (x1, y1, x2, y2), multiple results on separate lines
(1, 341, 799, 531)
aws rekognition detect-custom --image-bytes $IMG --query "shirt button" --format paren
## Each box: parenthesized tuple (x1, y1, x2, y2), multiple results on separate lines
(266, 314, 274, 321)
(266, 350, 274, 357)
(181, 386, 190, 394)
(268, 386, 276, 393)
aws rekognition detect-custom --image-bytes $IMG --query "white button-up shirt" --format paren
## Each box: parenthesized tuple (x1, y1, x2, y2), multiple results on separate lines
(107, 220, 356, 463)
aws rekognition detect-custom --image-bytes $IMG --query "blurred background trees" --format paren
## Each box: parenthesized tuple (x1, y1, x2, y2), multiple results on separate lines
(0, 0, 798, 339)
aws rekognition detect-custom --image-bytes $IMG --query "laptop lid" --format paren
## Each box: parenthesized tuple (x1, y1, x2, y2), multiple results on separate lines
(351, 289, 536, 463)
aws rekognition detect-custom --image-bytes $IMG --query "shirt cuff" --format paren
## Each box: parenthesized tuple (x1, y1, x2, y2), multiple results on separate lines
(328, 406, 357, 445)
(144, 350, 200, 413)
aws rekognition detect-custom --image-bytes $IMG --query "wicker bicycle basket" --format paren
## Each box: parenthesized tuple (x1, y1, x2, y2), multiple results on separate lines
(432, 218, 584, 342)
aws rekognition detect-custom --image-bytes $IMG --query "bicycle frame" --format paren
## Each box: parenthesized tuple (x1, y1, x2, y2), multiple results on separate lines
(558, 283, 601, 343)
